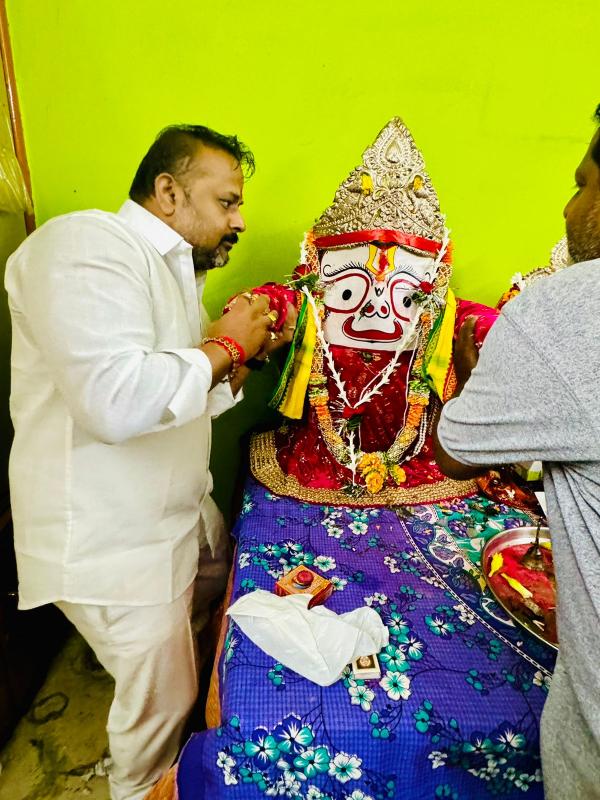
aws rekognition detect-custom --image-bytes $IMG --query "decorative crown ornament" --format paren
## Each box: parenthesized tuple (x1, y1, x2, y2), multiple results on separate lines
(507, 236, 573, 299)
(312, 117, 445, 245)
(550, 236, 572, 270)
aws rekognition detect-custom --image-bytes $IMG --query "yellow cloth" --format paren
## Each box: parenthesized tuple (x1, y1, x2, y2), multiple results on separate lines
(424, 287, 456, 398)
(278, 305, 317, 419)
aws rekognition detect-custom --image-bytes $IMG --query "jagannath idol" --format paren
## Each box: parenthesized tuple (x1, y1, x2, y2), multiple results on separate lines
(252, 117, 501, 505)
(151, 119, 557, 800)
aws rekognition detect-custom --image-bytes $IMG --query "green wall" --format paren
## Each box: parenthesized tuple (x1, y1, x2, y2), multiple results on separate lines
(5, 0, 600, 515)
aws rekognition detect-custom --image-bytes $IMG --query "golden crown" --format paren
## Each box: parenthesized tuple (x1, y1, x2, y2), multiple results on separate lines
(313, 117, 445, 245)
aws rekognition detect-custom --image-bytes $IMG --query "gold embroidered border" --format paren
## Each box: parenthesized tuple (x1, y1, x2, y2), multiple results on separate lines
(250, 430, 478, 507)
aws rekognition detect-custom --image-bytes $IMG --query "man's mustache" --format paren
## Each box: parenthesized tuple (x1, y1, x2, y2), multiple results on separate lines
(221, 234, 239, 246)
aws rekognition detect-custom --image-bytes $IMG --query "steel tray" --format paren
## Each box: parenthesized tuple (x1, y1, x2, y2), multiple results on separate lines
(481, 526, 558, 650)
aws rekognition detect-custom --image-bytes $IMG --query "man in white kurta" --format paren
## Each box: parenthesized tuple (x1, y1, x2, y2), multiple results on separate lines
(5, 125, 290, 800)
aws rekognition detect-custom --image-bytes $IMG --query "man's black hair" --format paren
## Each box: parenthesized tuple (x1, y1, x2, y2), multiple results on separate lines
(129, 124, 255, 202)
(593, 104, 600, 168)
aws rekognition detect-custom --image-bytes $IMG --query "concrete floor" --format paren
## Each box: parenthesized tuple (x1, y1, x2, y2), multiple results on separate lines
(0, 618, 215, 800)
(0, 631, 113, 800)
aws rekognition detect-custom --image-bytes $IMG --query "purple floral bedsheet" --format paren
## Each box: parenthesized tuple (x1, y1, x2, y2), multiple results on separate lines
(177, 477, 556, 800)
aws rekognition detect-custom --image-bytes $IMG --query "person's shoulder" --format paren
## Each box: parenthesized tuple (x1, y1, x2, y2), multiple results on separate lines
(536, 258, 600, 293)
(497, 259, 600, 376)
(503, 260, 600, 321)
(36, 208, 135, 238)
(12, 209, 145, 260)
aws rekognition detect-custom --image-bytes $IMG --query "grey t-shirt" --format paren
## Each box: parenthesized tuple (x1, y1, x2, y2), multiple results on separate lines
(438, 259, 600, 795)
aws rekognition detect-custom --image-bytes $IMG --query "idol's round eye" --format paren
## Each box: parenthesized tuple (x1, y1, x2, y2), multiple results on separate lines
(324, 273, 370, 313)
(390, 274, 421, 318)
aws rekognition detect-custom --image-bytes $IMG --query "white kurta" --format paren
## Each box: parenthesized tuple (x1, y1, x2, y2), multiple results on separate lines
(5, 199, 240, 610)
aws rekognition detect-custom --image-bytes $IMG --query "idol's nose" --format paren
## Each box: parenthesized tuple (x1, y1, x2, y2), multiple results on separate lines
(361, 297, 390, 318)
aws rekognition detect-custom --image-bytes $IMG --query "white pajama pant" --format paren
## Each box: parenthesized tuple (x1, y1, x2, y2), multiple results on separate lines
(56, 584, 196, 800)
(54, 538, 230, 800)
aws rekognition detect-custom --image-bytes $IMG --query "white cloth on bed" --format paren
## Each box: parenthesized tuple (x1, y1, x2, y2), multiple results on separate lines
(227, 589, 389, 686)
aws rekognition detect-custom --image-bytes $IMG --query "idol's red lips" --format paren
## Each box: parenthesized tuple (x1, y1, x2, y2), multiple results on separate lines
(342, 317, 403, 341)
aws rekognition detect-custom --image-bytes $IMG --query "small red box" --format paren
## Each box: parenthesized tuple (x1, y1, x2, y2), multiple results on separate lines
(275, 565, 333, 608)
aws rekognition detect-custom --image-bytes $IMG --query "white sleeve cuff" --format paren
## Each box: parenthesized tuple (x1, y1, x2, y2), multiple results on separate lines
(207, 380, 243, 418)
(159, 347, 214, 427)
(160, 347, 242, 426)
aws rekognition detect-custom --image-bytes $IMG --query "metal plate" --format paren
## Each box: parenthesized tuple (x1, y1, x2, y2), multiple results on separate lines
(481, 527, 558, 650)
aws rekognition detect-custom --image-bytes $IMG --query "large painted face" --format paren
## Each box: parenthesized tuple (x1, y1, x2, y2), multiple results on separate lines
(320, 243, 436, 351)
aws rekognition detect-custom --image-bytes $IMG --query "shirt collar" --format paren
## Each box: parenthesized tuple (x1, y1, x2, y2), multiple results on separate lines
(118, 199, 191, 256)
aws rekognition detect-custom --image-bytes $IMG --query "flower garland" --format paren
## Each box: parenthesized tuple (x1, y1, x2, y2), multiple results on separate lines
(302, 230, 451, 495)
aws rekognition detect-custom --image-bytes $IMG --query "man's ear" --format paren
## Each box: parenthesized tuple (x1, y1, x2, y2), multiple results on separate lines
(153, 173, 181, 217)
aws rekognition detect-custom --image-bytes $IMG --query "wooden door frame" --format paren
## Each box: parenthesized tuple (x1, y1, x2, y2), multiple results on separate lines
(0, 0, 35, 233)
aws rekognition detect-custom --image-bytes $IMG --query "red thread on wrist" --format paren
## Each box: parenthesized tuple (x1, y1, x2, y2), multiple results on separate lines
(207, 338, 235, 364)
(218, 336, 246, 366)
(201, 336, 246, 378)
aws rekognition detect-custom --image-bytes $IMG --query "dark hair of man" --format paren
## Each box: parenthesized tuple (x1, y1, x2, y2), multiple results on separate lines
(592, 104, 600, 168)
(129, 125, 255, 202)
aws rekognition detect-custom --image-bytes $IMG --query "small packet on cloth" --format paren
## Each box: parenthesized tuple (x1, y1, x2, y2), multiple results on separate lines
(351, 653, 381, 680)
(227, 589, 389, 687)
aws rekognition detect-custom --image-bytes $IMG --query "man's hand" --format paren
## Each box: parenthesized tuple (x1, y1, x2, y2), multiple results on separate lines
(207, 293, 272, 359)
(256, 301, 298, 359)
(454, 316, 480, 393)
(201, 294, 298, 390)
(200, 293, 272, 388)
(432, 315, 488, 480)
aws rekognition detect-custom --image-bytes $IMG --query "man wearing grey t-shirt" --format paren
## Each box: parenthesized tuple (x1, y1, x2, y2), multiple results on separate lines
(435, 107, 600, 799)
